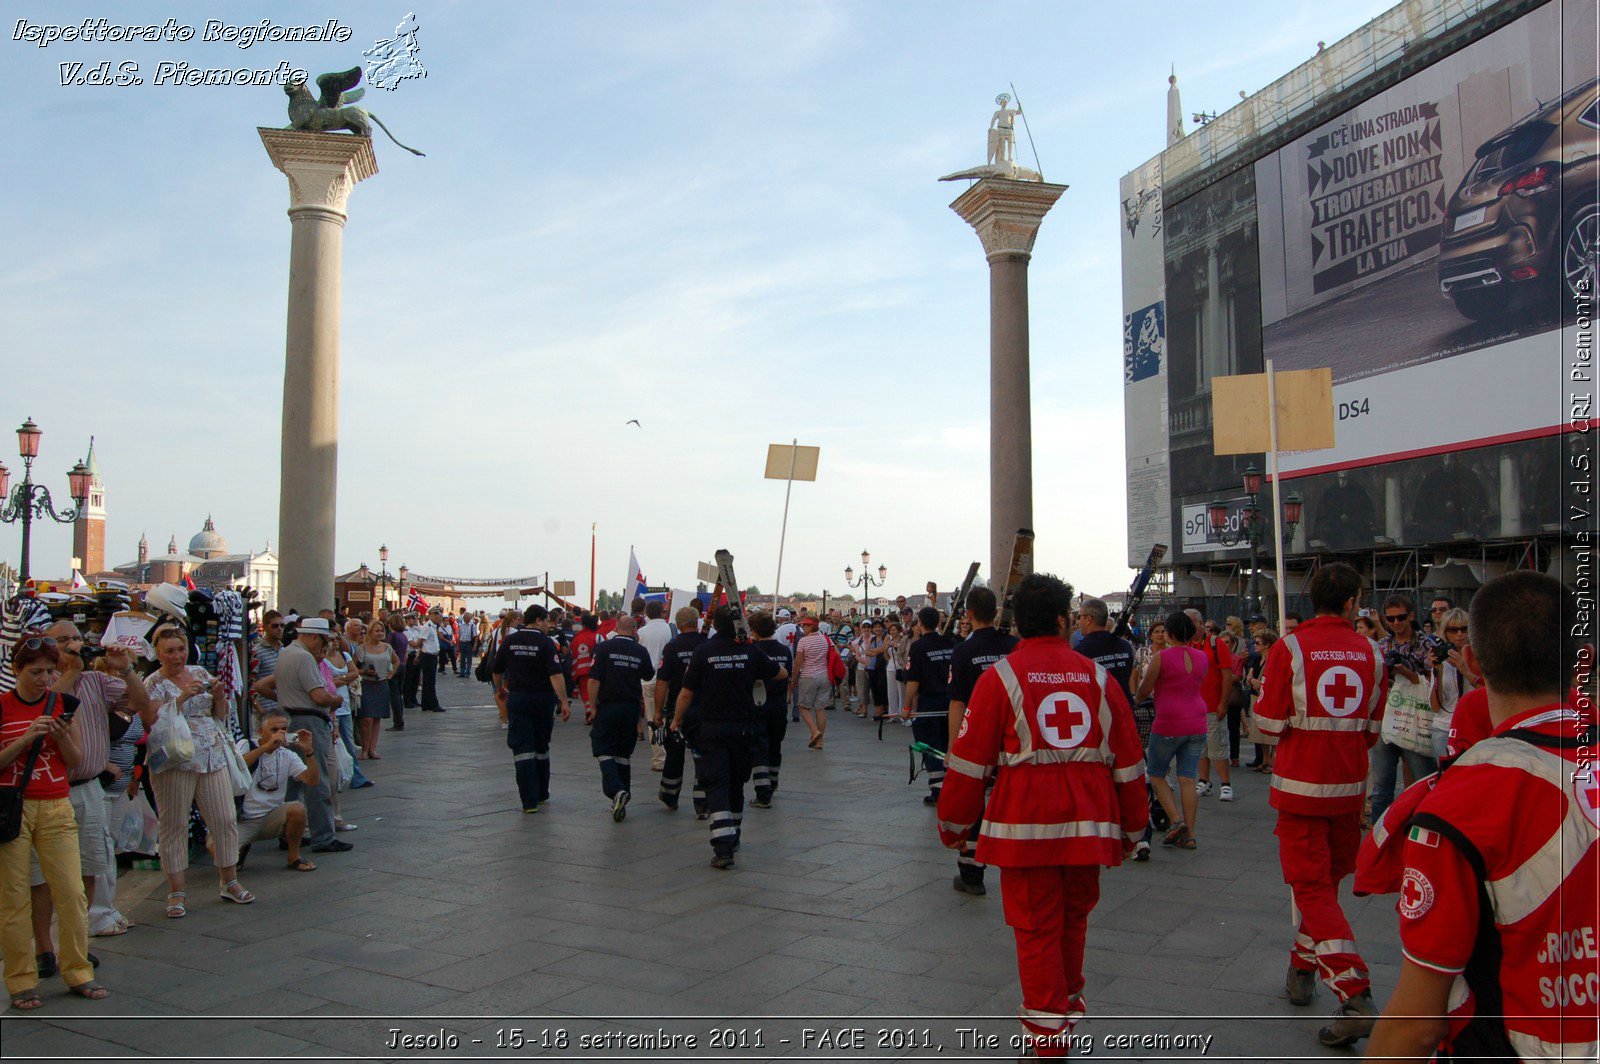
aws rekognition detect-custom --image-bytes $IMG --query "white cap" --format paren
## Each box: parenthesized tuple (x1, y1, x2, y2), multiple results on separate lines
(777, 609, 792, 619)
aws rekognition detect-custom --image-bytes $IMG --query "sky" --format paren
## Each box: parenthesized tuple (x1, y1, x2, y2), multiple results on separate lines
(3, 0, 1397, 604)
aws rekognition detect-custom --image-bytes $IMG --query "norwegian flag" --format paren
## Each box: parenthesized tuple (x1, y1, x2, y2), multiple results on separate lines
(407, 589, 429, 613)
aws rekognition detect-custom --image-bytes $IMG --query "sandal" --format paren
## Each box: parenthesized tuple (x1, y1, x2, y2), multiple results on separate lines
(286, 857, 317, 872)
(92, 919, 129, 937)
(67, 981, 109, 1000)
(165, 891, 187, 919)
(1177, 831, 1198, 850)
(1162, 824, 1188, 848)
(9, 989, 42, 1011)
(218, 880, 255, 905)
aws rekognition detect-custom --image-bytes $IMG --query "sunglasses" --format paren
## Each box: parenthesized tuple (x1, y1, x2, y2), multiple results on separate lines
(16, 635, 58, 651)
(1384, 614, 1410, 623)
(1444, 625, 1468, 634)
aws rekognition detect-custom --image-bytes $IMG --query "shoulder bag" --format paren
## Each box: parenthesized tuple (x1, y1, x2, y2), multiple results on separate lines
(0, 693, 57, 843)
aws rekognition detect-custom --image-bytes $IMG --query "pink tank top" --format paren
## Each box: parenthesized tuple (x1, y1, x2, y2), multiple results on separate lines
(1152, 646, 1209, 736)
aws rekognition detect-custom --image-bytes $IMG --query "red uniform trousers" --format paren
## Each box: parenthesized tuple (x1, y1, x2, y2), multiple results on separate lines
(1274, 811, 1369, 1002)
(1000, 865, 1099, 1058)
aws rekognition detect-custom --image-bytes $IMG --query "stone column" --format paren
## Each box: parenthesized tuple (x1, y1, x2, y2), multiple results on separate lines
(950, 178, 1067, 585)
(259, 129, 377, 614)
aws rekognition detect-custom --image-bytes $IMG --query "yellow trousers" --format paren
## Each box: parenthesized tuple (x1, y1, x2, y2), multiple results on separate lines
(0, 797, 92, 993)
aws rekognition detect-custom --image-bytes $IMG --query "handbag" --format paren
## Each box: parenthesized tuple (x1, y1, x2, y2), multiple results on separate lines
(222, 738, 252, 798)
(0, 694, 56, 843)
(475, 645, 494, 683)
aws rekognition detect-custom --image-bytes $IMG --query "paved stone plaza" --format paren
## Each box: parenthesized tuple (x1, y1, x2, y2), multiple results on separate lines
(2, 675, 1406, 1060)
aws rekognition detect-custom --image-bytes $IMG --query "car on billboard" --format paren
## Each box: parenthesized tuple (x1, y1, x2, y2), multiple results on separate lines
(1437, 76, 1598, 320)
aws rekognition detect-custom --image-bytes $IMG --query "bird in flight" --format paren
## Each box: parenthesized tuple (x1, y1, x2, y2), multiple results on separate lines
(626, 419, 641, 427)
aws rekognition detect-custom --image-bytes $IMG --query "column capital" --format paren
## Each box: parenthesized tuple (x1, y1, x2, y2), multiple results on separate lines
(259, 128, 378, 219)
(949, 177, 1068, 262)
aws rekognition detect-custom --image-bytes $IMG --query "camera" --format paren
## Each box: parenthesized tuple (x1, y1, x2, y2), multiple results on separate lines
(77, 644, 108, 662)
(1430, 642, 1453, 666)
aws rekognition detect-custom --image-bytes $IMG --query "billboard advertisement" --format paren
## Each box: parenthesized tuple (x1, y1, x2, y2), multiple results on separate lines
(1121, 157, 1174, 567)
(1255, 0, 1594, 479)
(1161, 166, 1265, 561)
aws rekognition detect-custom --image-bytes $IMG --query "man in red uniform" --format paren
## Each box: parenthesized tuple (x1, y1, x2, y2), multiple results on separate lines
(936, 573, 1148, 1058)
(1367, 572, 1598, 1061)
(1252, 561, 1388, 1048)
(569, 613, 600, 711)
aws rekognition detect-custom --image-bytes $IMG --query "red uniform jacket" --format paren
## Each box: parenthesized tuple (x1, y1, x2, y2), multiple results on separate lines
(1393, 704, 1598, 1059)
(1254, 615, 1387, 816)
(936, 637, 1149, 868)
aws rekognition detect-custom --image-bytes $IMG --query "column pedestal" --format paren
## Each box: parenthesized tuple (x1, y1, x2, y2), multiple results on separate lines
(949, 178, 1067, 586)
(259, 129, 377, 614)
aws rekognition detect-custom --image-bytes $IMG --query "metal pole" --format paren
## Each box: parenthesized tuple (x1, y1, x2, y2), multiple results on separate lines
(18, 472, 33, 585)
(1248, 511, 1260, 616)
(590, 523, 596, 614)
(1267, 359, 1288, 626)
(773, 439, 798, 615)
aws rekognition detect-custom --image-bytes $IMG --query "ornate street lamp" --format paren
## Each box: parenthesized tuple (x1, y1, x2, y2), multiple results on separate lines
(378, 543, 391, 612)
(845, 549, 888, 615)
(1207, 464, 1302, 615)
(0, 420, 91, 583)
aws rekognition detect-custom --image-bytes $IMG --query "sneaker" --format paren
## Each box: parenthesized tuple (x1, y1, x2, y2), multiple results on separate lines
(751, 797, 771, 809)
(952, 875, 987, 896)
(1285, 966, 1317, 1006)
(1219, 784, 1235, 802)
(1196, 780, 1213, 797)
(335, 820, 358, 832)
(311, 840, 353, 853)
(1132, 840, 1151, 862)
(923, 794, 939, 805)
(659, 795, 677, 811)
(710, 854, 735, 870)
(611, 791, 630, 822)
(1318, 991, 1377, 1047)
(522, 805, 539, 814)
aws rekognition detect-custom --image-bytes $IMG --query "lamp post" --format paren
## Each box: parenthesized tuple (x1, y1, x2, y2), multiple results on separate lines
(1207, 463, 1302, 616)
(0, 419, 92, 584)
(844, 549, 888, 617)
(378, 544, 391, 613)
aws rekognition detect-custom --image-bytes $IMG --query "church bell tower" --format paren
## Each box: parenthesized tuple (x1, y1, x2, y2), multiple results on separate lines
(71, 438, 106, 576)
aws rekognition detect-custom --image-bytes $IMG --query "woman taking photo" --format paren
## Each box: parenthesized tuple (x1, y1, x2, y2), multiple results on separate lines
(0, 632, 106, 1008)
(1131, 610, 1210, 851)
(1429, 607, 1479, 760)
(354, 621, 398, 759)
(142, 627, 250, 917)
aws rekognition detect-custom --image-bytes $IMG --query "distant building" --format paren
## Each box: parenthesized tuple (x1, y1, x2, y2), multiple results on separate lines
(102, 516, 279, 610)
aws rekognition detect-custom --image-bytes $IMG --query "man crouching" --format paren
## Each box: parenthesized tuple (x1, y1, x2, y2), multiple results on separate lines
(236, 708, 320, 872)
(937, 573, 1149, 1058)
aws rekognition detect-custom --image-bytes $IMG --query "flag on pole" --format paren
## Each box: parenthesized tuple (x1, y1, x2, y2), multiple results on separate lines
(623, 549, 648, 609)
(71, 570, 88, 590)
(181, 573, 197, 592)
(407, 589, 430, 613)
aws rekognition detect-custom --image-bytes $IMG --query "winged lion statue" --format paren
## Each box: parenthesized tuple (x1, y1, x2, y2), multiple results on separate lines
(283, 67, 424, 157)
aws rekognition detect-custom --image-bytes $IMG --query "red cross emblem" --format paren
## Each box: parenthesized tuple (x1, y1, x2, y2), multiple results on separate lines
(1575, 772, 1600, 829)
(1037, 692, 1091, 750)
(1317, 666, 1364, 718)
(1399, 868, 1434, 919)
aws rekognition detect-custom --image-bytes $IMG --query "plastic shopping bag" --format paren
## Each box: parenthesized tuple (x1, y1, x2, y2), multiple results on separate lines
(146, 703, 196, 774)
(114, 791, 161, 856)
(335, 734, 355, 791)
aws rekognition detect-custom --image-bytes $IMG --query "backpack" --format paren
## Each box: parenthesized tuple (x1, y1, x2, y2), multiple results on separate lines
(827, 643, 847, 686)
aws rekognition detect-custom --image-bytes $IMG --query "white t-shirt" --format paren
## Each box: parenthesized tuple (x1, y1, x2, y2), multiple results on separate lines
(637, 618, 674, 667)
(236, 739, 307, 820)
(818, 622, 833, 637)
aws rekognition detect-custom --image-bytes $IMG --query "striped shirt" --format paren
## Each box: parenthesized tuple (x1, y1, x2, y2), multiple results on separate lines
(795, 632, 831, 677)
(68, 672, 127, 783)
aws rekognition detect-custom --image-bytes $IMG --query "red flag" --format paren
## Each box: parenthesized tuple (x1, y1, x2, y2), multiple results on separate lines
(181, 573, 197, 591)
(407, 589, 429, 613)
